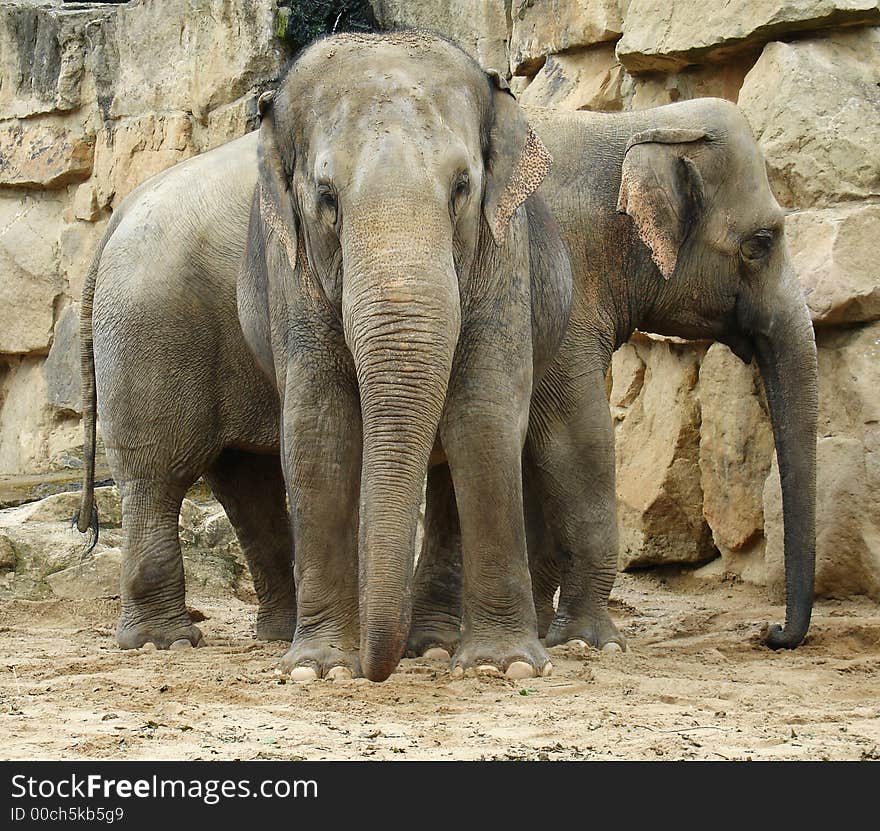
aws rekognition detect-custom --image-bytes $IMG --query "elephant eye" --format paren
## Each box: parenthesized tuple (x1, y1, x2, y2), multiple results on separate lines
(740, 229, 774, 261)
(316, 183, 338, 223)
(450, 172, 470, 215)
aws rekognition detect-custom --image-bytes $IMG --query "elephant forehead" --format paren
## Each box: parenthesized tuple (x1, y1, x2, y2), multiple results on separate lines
(289, 36, 486, 139)
(304, 91, 481, 184)
(312, 74, 479, 135)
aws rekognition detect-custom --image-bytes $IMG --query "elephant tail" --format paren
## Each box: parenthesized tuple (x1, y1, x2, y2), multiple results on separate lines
(75, 212, 123, 548)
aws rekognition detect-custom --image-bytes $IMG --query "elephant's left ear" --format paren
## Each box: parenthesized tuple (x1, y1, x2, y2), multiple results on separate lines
(483, 73, 553, 245)
(617, 128, 710, 279)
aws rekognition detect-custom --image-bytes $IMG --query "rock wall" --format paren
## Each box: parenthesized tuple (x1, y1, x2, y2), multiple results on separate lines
(1, 1, 878, 600)
(0, 0, 289, 480)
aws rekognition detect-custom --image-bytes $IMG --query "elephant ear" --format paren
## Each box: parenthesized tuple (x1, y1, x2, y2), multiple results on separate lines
(237, 90, 298, 383)
(238, 191, 276, 383)
(483, 72, 553, 246)
(617, 128, 710, 279)
(256, 90, 298, 273)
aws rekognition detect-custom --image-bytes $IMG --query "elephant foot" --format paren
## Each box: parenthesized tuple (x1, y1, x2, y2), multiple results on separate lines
(116, 610, 204, 651)
(255, 605, 297, 642)
(279, 640, 361, 682)
(545, 610, 626, 652)
(405, 617, 461, 661)
(451, 634, 552, 680)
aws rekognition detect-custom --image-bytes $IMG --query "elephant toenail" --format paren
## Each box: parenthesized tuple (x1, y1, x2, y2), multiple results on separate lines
(476, 664, 505, 678)
(504, 661, 535, 680)
(169, 639, 193, 650)
(450, 665, 465, 679)
(602, 642, 622, 653)
(326, 666, 353, 681)
(422, 647, 451, 661)
(567, 639, 589, 649)
(290, 666, 319, 683)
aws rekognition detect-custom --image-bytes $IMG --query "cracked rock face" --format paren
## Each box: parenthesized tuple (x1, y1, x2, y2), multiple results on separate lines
(0, 0, 289, 477)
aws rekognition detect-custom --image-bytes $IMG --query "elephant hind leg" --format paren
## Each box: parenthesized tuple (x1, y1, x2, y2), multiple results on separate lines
(406, 463, 462, 660)
(205, 449, 295, 642)
(117, 476, 204, 649)
(527, 364, 626, 652)
(523, 460, 560, 640)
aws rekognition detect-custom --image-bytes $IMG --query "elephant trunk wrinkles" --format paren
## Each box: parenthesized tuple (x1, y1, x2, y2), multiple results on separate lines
(343, 248, 460, 682)
(754, 269, 818, 649)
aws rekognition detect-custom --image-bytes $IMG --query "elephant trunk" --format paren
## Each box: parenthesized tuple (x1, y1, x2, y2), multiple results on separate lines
(343, 241, 460, 682)
(753, 268, 818, 649)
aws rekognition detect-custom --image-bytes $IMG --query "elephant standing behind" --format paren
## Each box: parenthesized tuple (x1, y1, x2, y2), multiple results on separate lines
(409, 99, 817, 657)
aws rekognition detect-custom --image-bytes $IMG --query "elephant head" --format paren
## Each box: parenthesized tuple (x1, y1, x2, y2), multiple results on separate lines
(238, 33, 552, 680)
(617, 100, 817, 648)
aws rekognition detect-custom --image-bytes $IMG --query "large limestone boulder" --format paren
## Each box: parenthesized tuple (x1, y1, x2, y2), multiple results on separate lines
(91, 113, 195, 210)
(509, 0, 623, 76)
(620, 59, 753, 110)
(787, 203, 880, 326)
(738, 27, 880, 209)
(0, 485, 124, 599)
(0, 357, 81, 475)
(110, 0, 284, 122)
(46, 547, 122, 601)
(609, 342, 645, 419)
(42, 304, 81, 414)
(518, 44, 624, 111)
(59, 217, 108, 299)
(613, 337, 715, 568)
(616, 1, 880, 73)
(0, 192, 63, 354)
(370, 0, 510, 76)
(0, 118, 94, 188)
(200, 92, 261, 152)
(698, 344, 773, 558)
(0, 1, 116, 119)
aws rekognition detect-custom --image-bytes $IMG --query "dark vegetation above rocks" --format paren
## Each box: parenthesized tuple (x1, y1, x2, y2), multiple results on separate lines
(276, 0, 376, 54)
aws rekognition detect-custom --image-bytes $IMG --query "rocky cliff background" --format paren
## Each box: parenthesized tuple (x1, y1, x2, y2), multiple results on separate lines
(0, 1, 878, 603)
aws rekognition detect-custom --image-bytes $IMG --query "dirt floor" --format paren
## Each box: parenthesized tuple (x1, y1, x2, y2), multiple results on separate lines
(1, 571, 878, 761)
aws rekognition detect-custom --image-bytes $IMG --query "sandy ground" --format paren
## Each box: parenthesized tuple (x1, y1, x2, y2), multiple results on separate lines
(1, 571, 878, 761)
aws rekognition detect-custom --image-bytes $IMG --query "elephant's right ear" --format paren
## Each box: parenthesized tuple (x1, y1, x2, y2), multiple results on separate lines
(617, 128, 710, 279)
(256, 90, 298, 274)
(238, 191, 276, 383)
(237, 91, 298, 384)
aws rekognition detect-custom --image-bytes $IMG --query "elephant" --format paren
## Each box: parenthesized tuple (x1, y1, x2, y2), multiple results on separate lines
(76, 31, 573, 682)
(407, 98, 817, 658)
(236, 33, 574, 682)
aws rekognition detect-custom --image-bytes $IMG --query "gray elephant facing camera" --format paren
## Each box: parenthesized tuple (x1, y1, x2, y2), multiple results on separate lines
(77, 31, 573, 682)
(238, 32, 573, 681)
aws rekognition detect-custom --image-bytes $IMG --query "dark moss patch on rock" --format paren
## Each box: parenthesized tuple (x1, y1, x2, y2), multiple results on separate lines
(276, 0, 376, 54)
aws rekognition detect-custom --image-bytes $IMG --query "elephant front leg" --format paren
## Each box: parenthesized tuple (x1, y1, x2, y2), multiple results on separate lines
(528, 362, 626, 652)
(441, 397, 550, 680)
(279, 373, 362, 681)
(407, 463, 462, 661)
